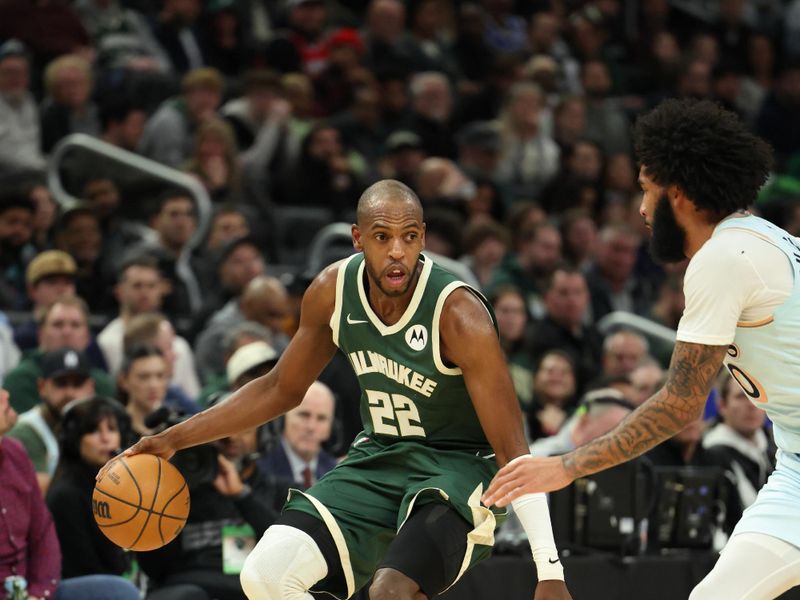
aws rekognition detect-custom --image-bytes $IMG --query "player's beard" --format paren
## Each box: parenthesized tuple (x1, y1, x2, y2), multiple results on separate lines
(649, 192, 688, 263)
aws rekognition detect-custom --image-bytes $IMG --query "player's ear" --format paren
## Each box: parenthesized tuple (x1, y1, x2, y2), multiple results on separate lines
(352, 224, 363, 251)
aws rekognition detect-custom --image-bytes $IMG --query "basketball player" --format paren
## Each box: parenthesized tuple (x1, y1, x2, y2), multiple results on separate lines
(115, 180, 571, 600)
(483, 99, 798, 600)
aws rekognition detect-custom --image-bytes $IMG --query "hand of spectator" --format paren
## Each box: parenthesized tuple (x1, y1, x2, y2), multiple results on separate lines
(269, 98, 292, 124)
(538, 405, 567, 436)
(329, 154, 350, 174)
(213, 454, 245, 497)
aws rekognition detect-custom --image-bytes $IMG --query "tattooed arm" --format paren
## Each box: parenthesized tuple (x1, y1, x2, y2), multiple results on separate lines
(482, 342, 728, 506)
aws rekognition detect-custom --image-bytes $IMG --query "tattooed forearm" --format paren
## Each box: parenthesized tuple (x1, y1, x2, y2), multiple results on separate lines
(562, 342, 728, 480)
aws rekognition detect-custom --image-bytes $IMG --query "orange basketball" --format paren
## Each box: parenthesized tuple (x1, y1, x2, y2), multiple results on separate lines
(93, 454, 190, 551)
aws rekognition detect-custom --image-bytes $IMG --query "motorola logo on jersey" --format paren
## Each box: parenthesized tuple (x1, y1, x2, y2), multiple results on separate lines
(405, 325, 428, 351)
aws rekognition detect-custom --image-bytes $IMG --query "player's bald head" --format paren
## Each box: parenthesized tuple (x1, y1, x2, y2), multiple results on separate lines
(356, 180, 423, 227)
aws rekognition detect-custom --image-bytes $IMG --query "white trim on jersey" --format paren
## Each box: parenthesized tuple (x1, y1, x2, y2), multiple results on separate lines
(330, 254, 359, 348)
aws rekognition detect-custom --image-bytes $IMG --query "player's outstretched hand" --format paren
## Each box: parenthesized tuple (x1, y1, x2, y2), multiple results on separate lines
(95, 433, 177, 482)
(534, 580, 572, 600)
(482, 455, 572, 507)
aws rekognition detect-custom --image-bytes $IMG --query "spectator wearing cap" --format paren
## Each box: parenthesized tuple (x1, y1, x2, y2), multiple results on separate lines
(39, 54, 100, 154)
(456, 120, 503, 181)
(225, 339, 279, 391)
(139, 67, 224, 168)
(3, 297, 116, 415)
(53, 202, 115, 314)
(196, 320, 273, 406)
(14, 250, 77, 351)
(0, 190, 36, 309)
(378, 130, 426, 187)
(8, 347, 95, 493)
(97, 255, 200, 399)
(0, 39, 45, 177)
(199, 234, 266, 316)
(258, 380, 337, 489)
(195, 275, 290, 382)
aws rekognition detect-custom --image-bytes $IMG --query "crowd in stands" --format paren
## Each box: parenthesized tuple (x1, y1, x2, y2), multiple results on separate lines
(2, 0, 799, 597)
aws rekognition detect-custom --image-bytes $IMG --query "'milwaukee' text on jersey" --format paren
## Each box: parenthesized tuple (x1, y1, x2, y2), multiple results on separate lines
(330, 253, 496, 452)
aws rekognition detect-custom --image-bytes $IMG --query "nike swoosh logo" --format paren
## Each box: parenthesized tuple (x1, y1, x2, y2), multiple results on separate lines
(548, 558, 560, 564)
(347, 313, 368, 324)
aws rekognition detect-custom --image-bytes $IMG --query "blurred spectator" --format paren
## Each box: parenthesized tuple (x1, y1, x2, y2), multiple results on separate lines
(4, 297, 116, 414)
(281, 123, 364, 214)
(756, 60, 800, 171)
(490, 221, 562, 318)
(14, 250, 77, 351)
(409, 71, 457, 158)
(266, 0, 332, 76)
(133, 190, 200, 317)
(330, 85, 385, 169)
(117, 344, 170, 436)
(8, 348, 95, 492)
(122, 313, 199, 413)
(0, 39, 45, 177)
(225, 339, 279, 392)
(540, 138, 605, 217)
(315, 28, 367, 117)
(490, 286, 533, 405)
(415, 157, 474, 212)
(649, 271, 685, 330)
(687, 32, 720, 70)
(184, 116, 242, 202)
(221, 68, 285, 150)
(528, 11, 581, 94)
(53, 204, 115, 313)
(629, 358, 665, 407)
(407, 0, 460, 79)
(139, 67, 224, 168)
(712, 0, 751, 69)
(39, 54, 100, 154)
(552, 94, 587, 153)
(738, 33, 775, 124)
(0, 191, 35, 309)
(258, 380, 336, 489)
(363, 0, 411, 72)
(601, 328, 650, 379)
(195, 275, 289, 383)
(712, 61, 745, 118)
(23, 176, 58, 251)
(496, 82, 560, 203)
(98, 255, 200, 399)
(75, 0, 170, 73)
(675, 57, 713, 100)
(559, 208, 597, 269)
(604, 152, 638, 206)
(421, 207, 464, 258)
(204, 205, 250, 253)
(527, 349, 578, 441)
(481, 0, 528, 55)
(580, 59, 631, 154)
(456, 120, 502, 183)
(645, 413, 710, 467)
(453, 2, 493, 84)
(462, 220, 510, 289)
(586, 224, 654, 320)
(530, 386, 633, 456)
(152, 0, 207, 75)
(0, 0, 90, 69)
(98, 97, 147, 152)
(203, 0, 251, 78)
(378, 130, 426, 187)
(703, 371, 776, 533)
(376, 68, 413, 133)
(200, 235, 267, 316)
(529, 264, 603, 390)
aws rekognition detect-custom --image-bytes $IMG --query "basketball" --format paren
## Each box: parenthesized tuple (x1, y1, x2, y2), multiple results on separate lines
(93, 454, 190, 551)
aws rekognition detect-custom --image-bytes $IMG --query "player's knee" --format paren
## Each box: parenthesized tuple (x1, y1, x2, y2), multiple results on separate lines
(239, 525, 328, 600)
(369, 568, 424, 600)
(688, 576, 716, 600)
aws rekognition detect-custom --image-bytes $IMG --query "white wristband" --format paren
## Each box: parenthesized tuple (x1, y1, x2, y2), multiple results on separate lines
(510, 492, 564, 581)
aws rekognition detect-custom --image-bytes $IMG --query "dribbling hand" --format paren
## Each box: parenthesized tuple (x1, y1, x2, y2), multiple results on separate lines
(95, 433, 177, 482)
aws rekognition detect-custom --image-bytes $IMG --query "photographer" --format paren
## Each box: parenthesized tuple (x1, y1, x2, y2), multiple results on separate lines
(136, 388, 287, 600)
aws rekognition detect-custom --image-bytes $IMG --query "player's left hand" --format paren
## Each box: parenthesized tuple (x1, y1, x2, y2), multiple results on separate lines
(213, 454, 245, 497)
(534, 579, 572, 600)
(482, 455, 573, 507)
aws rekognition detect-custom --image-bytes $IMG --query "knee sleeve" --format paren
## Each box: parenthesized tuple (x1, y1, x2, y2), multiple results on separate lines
(690, 533, 800, 600)
(240, 525, 329, 600)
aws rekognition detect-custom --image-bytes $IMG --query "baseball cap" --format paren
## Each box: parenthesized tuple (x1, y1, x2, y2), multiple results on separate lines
(0, 39, 29, 63)
(41, 348, 91, 380)
(385, 130, 423, 153)
(216, 235, 262, 269)
(226, 341, 279, 383)
(26, 250, 77, 286)
(456, 121, 501, 153)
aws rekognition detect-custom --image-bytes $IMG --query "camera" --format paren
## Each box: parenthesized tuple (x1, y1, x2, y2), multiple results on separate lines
(144, 406, 219, 490)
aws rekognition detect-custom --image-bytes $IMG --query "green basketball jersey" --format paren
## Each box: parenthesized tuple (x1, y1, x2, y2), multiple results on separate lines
(331, 252, 495, 453)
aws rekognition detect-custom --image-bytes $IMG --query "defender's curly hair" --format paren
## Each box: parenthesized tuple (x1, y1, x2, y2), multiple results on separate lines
(633, 99, 773, 219)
